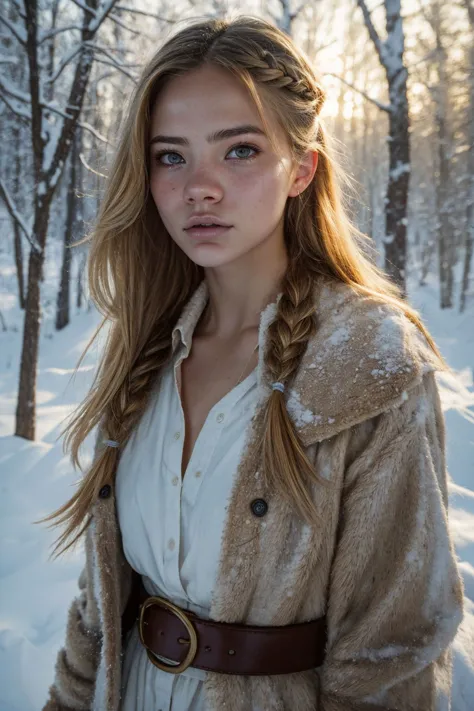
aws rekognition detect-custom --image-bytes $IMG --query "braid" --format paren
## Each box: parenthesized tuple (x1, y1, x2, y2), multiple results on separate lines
(266, 265, 318, 385)
(106, 331, 172, 447)
(262, 265, 332, 525)
(252, 50, 316, 103)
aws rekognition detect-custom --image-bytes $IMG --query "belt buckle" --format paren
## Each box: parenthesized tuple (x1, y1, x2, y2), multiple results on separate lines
(138, 595, 198, 674)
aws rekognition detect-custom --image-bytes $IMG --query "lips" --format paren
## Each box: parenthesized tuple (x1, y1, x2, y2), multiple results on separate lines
(188, 222, 219, 227)
(185, 224, 232, 240)
(184, 215, 231, 230)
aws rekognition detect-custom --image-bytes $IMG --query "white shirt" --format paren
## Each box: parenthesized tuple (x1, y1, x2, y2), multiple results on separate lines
(115, 313, 260, 711)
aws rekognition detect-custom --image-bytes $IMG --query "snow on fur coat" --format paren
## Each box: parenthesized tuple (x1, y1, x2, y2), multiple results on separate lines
(42, 277, 464, 711)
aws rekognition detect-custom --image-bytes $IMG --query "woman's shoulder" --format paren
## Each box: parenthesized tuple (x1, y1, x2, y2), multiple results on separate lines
(314, 277, 436, 360)
(288, 278, 441, 446)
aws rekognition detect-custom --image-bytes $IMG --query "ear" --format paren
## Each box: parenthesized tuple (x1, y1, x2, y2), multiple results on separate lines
(288, 151, 318, 197)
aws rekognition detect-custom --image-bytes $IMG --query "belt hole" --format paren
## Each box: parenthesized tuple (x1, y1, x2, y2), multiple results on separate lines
(178, 637, 190, 645)
(204, 645, 212, 652)
(228, 649, 236, 655)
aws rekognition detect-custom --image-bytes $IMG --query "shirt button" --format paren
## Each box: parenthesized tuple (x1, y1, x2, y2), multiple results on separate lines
(250, 498, 268, 517)
(98, 484, 111, 499)
(171, 475, 179, 486)
(173, 431, 181, 440)
(216, 413, 225, 423)
(195, 470, 202, 478)
(168, 538, 176, 551)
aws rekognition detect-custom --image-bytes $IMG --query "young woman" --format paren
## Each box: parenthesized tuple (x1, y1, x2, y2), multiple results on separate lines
(41, 15, 464, 711)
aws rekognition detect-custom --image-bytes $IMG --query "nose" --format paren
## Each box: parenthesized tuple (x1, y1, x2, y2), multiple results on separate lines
(184, 167, 223, 204)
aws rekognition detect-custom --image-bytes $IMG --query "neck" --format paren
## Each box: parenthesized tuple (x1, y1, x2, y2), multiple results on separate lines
(199, 237, 288, 339)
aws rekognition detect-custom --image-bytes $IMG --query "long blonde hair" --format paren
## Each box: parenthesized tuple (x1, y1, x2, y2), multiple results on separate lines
(37, 15, 446, 559)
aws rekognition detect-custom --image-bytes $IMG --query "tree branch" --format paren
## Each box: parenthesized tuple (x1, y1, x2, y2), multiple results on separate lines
(38, 24, 83, 45)
(72, 0, 119, 36)
(69, 0, 97, 19)
(43, 102, 111, 145)
(0, 75, 31, 105)
(0, 12, 27, 45)
(356, 0, 387, 68)
(114, 3, 176, 22)
(44, 0, 119, 181)
(0, 90, 31, 121)
(83, 41, 140, 79)
(10, 0, 25, 19)
(0, 179, 40, 253)
(107, 11, 154, 38)
(406, 47, 437, 71)
(83, 40, 141, 66)
(79, 152, 107, 178)
(91, 55, 137, 82)
(45, 43, 84, 84)
(313, 38, 338, 56)
(0, 55, 18, 64)
(24, 0, 43, 179)
(89, 0, 120, 33)
(326, 72, 392, 112)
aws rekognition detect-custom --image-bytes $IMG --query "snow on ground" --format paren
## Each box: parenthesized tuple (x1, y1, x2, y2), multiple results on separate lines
(409, 281, 474, 709)
(0, 263, 473, 710)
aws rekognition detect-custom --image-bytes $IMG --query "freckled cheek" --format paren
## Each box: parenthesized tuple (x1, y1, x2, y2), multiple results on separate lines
(233, 167, 282, 201)
(149, 175, 180, 214)
(239, 171, 288, 216)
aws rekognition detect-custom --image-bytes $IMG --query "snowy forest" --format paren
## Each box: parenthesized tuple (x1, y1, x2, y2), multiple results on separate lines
(0, 0, 473, 708)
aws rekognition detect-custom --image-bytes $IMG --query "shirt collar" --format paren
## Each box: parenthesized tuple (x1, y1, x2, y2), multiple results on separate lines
(171, 280, 210, 356)
(170, 279, 282, 359)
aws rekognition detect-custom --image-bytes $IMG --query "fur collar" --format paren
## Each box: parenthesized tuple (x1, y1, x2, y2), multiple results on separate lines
(170, 277, 440, 447)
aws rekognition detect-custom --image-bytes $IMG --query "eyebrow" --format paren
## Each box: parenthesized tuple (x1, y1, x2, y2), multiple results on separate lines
(149, 124, 266, 146)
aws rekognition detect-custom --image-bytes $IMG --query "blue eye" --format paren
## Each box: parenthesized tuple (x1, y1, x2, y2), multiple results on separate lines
(227, 144, 259, 160)
(155, 151, 183, 166)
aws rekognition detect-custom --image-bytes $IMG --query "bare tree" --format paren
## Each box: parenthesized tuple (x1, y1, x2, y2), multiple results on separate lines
(56, 128, 81, 330)
(0, 0, 119, 440)
(0, 0, 27, 308)
(460, 0, 474, 312)
(415, 0, 458, 308)
(76, 249, 87, 310)
(355, 0, 410, 293)
(431, 5, 456, 308)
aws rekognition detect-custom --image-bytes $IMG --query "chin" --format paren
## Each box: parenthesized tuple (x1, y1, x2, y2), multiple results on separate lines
(187, 254, 238, 269)
(183, 245, 248, 269)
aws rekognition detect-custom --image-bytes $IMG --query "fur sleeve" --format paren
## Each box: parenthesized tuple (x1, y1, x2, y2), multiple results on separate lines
(319, 371, 464, 711)
(42, 521, 102, 710)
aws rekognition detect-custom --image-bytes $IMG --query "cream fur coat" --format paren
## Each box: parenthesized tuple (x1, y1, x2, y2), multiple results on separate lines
(43, 277, 464, 711)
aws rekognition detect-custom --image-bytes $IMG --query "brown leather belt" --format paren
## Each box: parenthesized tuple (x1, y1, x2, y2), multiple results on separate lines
(136, 577, 327, 676)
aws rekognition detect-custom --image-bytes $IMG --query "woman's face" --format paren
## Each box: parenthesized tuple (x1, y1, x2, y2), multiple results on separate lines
(148, 63, 315, 269)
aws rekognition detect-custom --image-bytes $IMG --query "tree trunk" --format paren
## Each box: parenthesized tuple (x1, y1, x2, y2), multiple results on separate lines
(56, 132, 79, 330)
(432, 11, 455, 309)
(13, 122, 25, 309)
(13, 223, 25, 310)
(356, 0, 410, 293)
(460, 218, 473, 312)
(15, 200, 51, 440)
(11, 0, 117, 440)
(460, 19, 474, 312)
(76, 251, 86, 310)
(384, 77, 410, 293)
(8, 3, 25, 309)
